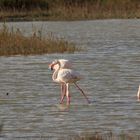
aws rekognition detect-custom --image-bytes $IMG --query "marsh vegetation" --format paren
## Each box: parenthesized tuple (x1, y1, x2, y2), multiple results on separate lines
(0, 24, 78, 56)
(0, 0, 140, 21)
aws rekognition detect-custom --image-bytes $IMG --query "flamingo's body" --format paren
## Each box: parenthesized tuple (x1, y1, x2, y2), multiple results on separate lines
(49, 59, 73, 103)
(49, 59, 90, 105)
(137, 85, 140, 100)
(56, 69, 81, 84)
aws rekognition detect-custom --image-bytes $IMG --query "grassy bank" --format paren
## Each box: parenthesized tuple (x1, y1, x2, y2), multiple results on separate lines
(0, 24, 78, 56)
(0, 0, 140, 21)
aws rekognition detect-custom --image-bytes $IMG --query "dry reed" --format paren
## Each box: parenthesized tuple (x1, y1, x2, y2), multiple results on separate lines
(0, 0, 140, 21)
(0, 24, 78, 56)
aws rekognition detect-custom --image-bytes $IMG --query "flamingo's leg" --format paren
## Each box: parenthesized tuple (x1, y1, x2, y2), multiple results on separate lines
(74, 83, 90, 104)
(60, 84, 66, 104)
(66, 83, 70, 105)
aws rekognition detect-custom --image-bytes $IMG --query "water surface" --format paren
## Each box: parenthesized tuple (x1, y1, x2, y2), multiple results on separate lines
(0, 19, 140, 139)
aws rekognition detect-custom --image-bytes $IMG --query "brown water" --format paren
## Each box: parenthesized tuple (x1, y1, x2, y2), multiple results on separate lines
(0, 19, 140, 139)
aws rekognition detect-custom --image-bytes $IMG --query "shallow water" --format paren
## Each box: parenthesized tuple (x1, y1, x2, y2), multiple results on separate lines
(0, 19, 140, 139)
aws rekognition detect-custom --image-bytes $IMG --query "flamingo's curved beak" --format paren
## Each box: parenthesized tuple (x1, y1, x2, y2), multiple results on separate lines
(48, 64, 54, 71)
(50, 67, 53, 71)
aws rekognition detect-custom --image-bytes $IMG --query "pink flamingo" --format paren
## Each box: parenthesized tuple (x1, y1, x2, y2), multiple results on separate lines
(137, 85, 140, 100)
(49, 59, 90, 105)
(49, 59, 73, 103)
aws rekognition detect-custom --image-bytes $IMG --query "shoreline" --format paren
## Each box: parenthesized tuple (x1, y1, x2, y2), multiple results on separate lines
(0, 13, 140, 22)
(0, 17, 140, 24)
(1, 16, 139, 22)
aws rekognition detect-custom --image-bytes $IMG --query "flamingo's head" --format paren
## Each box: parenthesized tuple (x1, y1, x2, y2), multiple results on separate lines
(49, 59, 72, 71)
(48, 60, 59, 71)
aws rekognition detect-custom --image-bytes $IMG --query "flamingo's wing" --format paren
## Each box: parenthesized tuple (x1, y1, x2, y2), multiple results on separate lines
(59, 59, 72, 69)
(58, 69, 81, 83)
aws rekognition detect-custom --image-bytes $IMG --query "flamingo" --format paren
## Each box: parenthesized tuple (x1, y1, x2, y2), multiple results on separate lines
(49, 59, 73, 103)
(49, 59, 90, 105)
(137, 85, 140, 100)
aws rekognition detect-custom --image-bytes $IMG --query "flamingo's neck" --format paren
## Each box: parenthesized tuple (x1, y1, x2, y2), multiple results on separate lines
(52, 61, 61, 82)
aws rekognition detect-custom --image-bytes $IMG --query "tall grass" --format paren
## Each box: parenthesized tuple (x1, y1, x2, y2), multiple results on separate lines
(50, 0, 140, 20)
(0, 0, 140, 21)
(0, 24, 78, 56)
